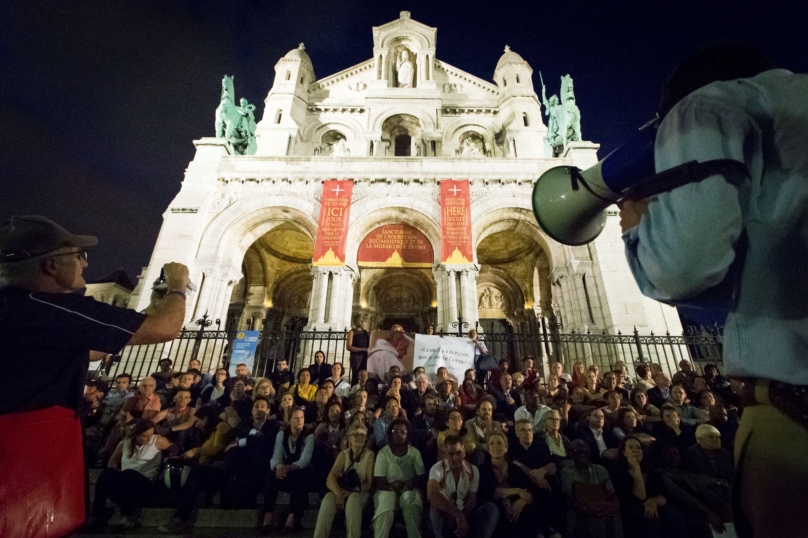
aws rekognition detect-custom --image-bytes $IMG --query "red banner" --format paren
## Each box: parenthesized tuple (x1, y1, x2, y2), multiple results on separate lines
(313, 179, 353, 266)
(440, 179, 473, 264)
(358, 224, 434, 267)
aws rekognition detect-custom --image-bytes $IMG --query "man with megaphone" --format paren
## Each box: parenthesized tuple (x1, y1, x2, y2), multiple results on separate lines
(533, 43, 807, 537)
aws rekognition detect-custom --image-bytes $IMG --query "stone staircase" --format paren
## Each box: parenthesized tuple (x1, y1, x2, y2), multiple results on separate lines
(75, 468, 320, 537)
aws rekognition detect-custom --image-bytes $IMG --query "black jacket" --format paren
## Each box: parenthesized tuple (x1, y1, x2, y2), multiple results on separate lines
(575, 426, 619, 464)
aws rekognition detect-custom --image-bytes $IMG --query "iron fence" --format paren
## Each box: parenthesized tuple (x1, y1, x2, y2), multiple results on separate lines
(104, 314, 724, 385)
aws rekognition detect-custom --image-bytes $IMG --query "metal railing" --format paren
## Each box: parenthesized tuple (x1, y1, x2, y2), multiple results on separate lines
(105, 314, 724, 384)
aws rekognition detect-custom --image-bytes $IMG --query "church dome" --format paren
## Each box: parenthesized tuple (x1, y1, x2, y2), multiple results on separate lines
(284, 43, 313, 67)
(495, 46, 526, 70)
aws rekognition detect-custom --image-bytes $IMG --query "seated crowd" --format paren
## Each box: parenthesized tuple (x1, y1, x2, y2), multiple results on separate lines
(83, 354, 740, 538)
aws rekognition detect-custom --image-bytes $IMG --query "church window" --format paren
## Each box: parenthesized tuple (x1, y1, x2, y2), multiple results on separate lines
(394, 133, 411, 156)
(285, 70, 291, 81)
(503, 78, 507, 87)
(522, 113, 529, 127)
(275, 109, 283, 124)
(300, 76, 305, 84)
(516, 74, 521, 83)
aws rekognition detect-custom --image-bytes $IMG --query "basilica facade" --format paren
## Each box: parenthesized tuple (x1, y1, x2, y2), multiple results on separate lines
(129, 12, 681, 339)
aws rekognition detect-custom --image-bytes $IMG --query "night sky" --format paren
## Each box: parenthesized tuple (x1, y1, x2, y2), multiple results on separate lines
(2, 0, 805, 283)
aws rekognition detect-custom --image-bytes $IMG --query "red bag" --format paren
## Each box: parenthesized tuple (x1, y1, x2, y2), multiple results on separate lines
(0, 406, 85, 538)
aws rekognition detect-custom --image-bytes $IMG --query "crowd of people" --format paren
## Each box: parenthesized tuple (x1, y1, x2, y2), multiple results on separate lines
(82, 345, 741, 538)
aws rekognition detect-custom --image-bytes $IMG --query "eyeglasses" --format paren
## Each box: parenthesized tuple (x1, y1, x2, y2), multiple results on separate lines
(49, 250, 88, 262)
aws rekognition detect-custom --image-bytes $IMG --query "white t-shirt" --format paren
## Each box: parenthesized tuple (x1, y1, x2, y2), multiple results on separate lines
(514, 404, 552, 433)
(374, 445, 425, 483)
(428, 459, 479, 510)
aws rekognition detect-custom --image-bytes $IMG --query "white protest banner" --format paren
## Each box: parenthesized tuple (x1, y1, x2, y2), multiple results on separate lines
(413, 334, 476, 383)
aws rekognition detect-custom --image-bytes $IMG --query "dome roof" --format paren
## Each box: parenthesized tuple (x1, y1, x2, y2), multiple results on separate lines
(496, 45, 526, 70)
(284, 43, 312, 66)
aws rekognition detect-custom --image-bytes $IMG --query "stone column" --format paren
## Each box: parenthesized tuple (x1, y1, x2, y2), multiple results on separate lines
(459, 269, 472, 329)
(306, 267, 319, 324)
(467, 268, 480, 330)
(508, 137, 517, 158)
(315, 268, 329, 324)
(328, 268, 344, 326)
(343, 269, 356, 330)
(446, 270, 458, 327)
(212, 277, 236, 327)
(192, 265, 221, 323)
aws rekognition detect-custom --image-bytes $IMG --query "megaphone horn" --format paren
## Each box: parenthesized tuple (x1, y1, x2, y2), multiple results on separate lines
(532, 126, 657, 246)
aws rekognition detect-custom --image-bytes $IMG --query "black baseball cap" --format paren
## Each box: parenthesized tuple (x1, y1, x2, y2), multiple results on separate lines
(0, 216, 98, 263)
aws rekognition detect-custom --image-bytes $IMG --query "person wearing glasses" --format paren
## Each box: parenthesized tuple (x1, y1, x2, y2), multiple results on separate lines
(0, 215, 190, 536)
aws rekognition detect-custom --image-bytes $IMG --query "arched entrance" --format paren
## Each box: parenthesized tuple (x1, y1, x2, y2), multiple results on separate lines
(226, 221, 314, 332)
(355, 223, 436, 331)
(475, 228, 552, 334)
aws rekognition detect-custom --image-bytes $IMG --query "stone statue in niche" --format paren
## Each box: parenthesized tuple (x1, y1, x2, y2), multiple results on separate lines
(332, 138, 350, 156)
(215, 75, 257, 155)
(540, 72, 563, 157)
(491, 290, 504, 309)
(478, 288, 492, 309)
(396, 50, 414, 88)
(478, 287, 505, 310)
(457, 136, 484, 157)
(315, 133, 350, 156)
(560, 74, 582, 149)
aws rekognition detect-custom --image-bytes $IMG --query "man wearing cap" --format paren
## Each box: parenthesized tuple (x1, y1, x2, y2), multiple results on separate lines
(0, 215, 190, 537)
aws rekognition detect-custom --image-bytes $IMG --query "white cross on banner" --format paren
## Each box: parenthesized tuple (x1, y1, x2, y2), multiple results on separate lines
(449, 184, 461, 196)
(331, 184, 344, 195)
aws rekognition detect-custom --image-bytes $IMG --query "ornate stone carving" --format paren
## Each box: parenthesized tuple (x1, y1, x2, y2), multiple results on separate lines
(478, 287, 505, 310)
(348, 82, 367, 92)
(442, 83, 463, 93)
(287, 291, 311, 310)
(381, 286, 417, 311)
(456, 133, 485, 157)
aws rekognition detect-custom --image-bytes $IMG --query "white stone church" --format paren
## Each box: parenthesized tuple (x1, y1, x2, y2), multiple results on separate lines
(129, 12, 681, 339)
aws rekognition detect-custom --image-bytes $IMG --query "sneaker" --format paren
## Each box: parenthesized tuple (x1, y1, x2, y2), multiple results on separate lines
(159, 517, 190, 533)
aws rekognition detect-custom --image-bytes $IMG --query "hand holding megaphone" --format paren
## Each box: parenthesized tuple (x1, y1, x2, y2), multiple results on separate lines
(531, 123, 747, 245)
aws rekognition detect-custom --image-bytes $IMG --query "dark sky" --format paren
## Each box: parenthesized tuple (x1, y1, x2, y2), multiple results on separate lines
(2, 0, 805, 283)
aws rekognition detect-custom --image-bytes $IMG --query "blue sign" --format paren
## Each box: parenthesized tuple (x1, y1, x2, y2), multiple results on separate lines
(229, 330, 260, 377)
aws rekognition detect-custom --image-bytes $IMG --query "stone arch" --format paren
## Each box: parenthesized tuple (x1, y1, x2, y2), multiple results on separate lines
(379, 32, 430, 50)
(472, 202, 564, 268)
(371, 107, 436, 132)
(270, 266, 312, 314)
(345, 202, 442, 266)
(301, 117, 364, 143)
(361, 268, 435, 309)
(196, 194, 318, 264)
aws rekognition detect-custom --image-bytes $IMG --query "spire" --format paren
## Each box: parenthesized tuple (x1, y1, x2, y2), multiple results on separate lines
(298, 43, 305, 50)
(504, 45, 510, 53)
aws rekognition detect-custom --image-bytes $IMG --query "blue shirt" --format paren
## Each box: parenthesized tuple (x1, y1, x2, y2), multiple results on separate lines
(624, 69, 808, 384)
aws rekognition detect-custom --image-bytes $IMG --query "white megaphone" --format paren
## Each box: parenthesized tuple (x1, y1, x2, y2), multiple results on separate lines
(532, 125, 657, 246)
(532, 123, 748, 246)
